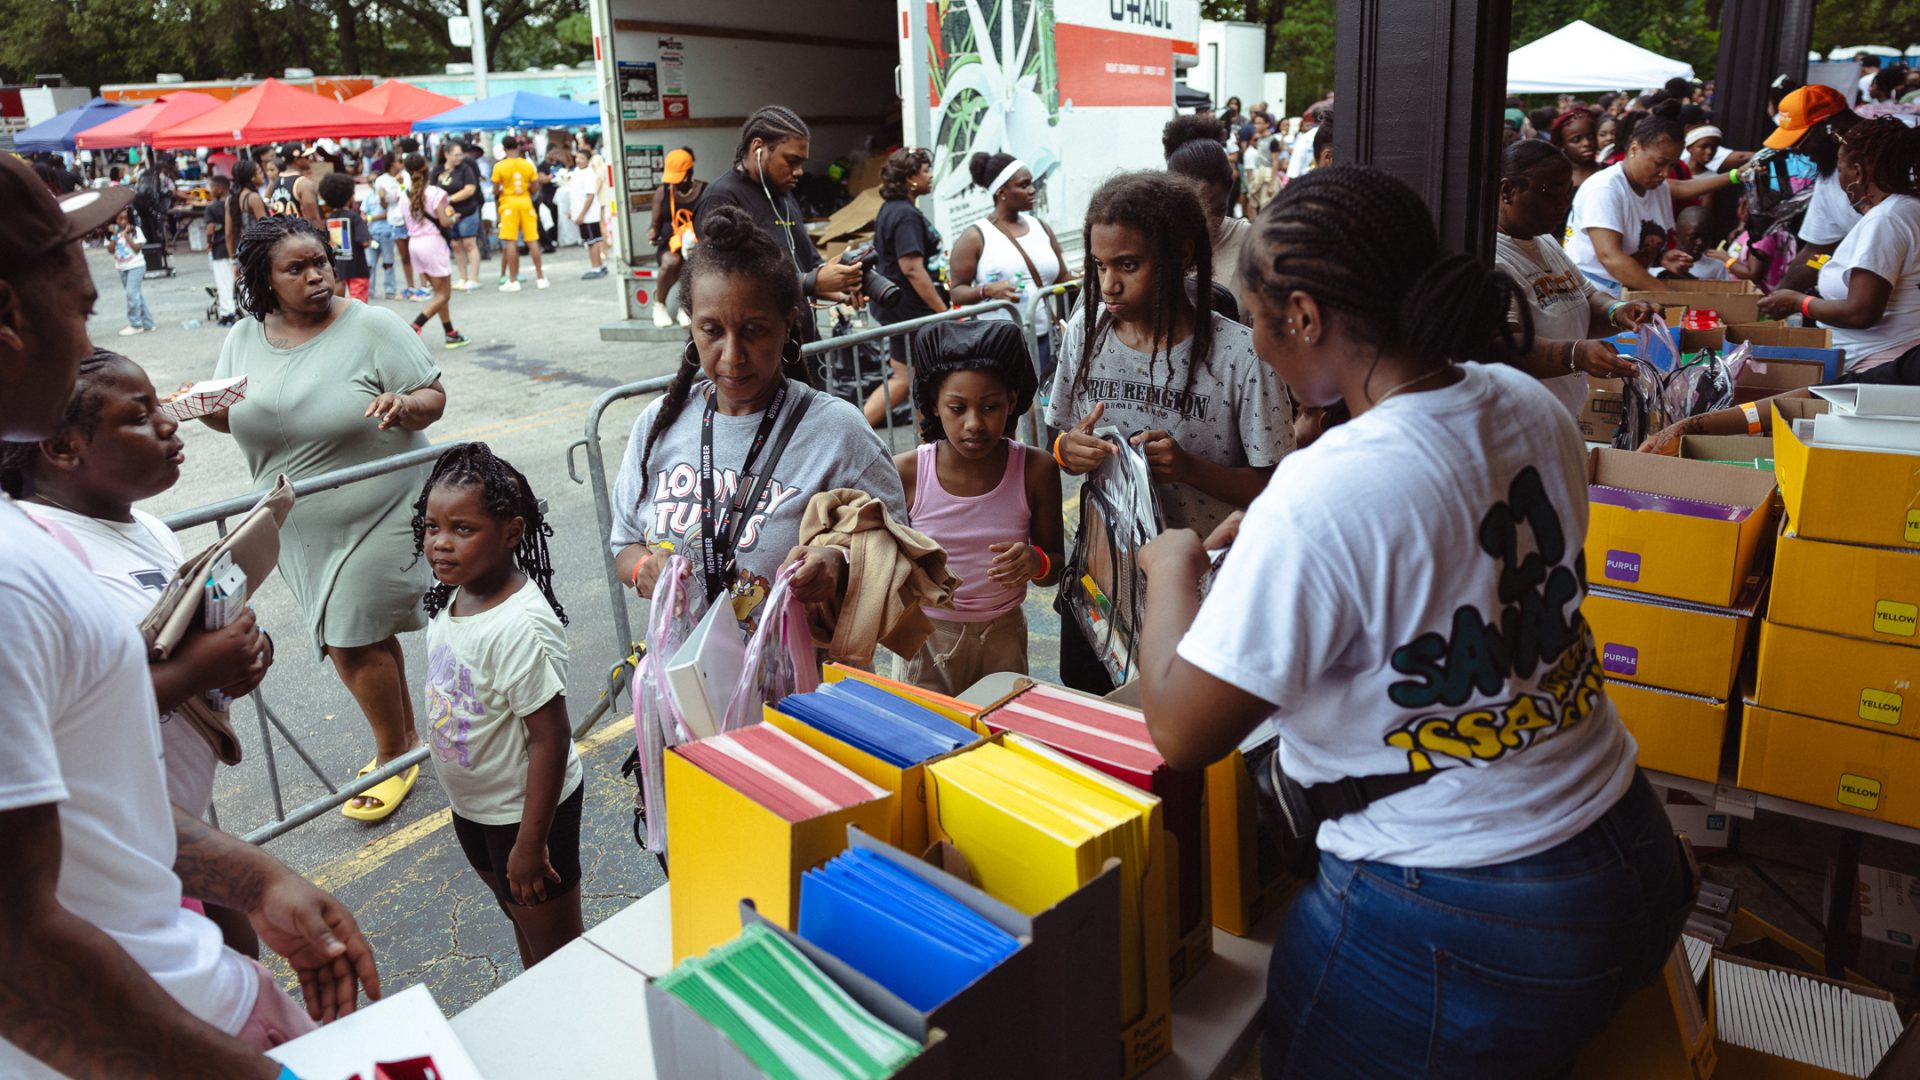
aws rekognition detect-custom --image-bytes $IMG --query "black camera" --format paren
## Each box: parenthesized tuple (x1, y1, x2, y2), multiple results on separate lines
(841, 242, 901, 309)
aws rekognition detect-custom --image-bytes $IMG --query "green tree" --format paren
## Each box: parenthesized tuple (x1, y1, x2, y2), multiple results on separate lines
(1813, 1, 1920, 55)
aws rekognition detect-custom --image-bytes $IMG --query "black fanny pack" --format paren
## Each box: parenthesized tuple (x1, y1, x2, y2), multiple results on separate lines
(1248, 739, 1439, 843)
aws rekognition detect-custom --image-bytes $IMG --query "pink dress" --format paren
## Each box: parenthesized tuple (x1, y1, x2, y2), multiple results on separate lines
(910, 439, 1031, 622)
(404, 185, 452, 279)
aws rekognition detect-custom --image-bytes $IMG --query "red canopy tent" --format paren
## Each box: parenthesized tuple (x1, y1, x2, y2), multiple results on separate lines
(75, 91, 222, 149)
(345, 80, 463, 125)
(150, 78, 408, 149)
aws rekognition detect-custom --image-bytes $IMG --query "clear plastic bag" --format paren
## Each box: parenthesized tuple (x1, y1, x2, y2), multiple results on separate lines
(721, 562, 820, 732)
(630, 555, 706, 854)
(1062, 428, 1163, 683)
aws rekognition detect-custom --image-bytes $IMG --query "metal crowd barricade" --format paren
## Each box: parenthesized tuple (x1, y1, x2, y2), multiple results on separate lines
(161, 441, 463, 845)
(563, 299, 1024, 736)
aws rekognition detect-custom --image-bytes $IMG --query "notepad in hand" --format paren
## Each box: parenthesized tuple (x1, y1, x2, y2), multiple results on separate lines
(658, 921, 923, 1080)
(674, 724, 888, 823)
(799, 846, 1019, 1012)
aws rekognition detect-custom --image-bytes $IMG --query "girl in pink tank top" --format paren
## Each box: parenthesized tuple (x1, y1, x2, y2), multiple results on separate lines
(893, 321, 1063, 696)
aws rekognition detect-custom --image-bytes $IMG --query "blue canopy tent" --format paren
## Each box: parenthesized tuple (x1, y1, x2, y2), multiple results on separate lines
(15, 96, 138, 152)
(411, 90, 601, 132)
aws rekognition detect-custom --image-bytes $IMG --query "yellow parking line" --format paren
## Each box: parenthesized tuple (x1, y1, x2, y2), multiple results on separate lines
(305, 720, 633, 894)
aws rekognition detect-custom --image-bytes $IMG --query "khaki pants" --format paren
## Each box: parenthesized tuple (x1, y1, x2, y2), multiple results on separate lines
(903, 607, 1028, 698)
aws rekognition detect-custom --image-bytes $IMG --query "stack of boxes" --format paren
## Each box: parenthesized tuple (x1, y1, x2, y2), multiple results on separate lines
(1582, 449, 1779, 782)
(1740, 397, 1920, 829)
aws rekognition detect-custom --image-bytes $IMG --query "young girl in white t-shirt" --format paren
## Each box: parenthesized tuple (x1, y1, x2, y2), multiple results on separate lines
(413, 442, 584, 966)
(1133, 164, 1689, 1078)
(1044, 170, 1293, 693)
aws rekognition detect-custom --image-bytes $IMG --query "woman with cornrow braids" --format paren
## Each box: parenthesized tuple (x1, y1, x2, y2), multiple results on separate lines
(1044, 170, 1292, 693)
(197, 213, 449, 823)
(692, 105, 865, 342)
(1133, 164, 1691, 1078)
(609, 204, 905, 631)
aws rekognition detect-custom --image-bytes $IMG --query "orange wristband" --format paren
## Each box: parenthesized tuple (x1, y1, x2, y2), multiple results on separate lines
(1051, 432, 1069, 469)
(1741, 402, 1762, 435)
(1801, 294, 1814, 320)
(629, 548, 655, 587)
(1031, 549, 1051, 582)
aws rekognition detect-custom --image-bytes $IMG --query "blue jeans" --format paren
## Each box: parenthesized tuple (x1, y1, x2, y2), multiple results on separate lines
(120, 265, 154, 330)
(1263, 770, 1690, 1079)
(369, 220, 399, 295)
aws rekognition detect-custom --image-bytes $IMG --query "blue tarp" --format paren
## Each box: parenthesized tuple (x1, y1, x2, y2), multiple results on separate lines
(411, 90, 600, 132)
(15, 97, 138, 152)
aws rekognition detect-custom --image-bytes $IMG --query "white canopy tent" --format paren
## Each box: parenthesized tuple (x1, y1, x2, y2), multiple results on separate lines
(1507, 20, 1694, 94)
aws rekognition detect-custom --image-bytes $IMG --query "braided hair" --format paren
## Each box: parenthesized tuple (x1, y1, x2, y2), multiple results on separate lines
(1846, 117, 1911, 193)
(410, 442, 567, 624)
(909, 321, 1038, 444)
(734, 105, 809, 166)
(1878, 125, 1920, 198)
(235, 215, 332, 321)
(405, 153, 430, 223)
(0, 349, 128, 498)
(1240, 164, 1529, 376)
(634, 204, 819, 485)
(1501, 138, 1569, 189)
(1073, 171, 1214, 410)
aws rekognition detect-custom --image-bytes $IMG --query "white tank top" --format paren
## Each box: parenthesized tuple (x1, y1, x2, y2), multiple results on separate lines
(972, 213, 1062, 334)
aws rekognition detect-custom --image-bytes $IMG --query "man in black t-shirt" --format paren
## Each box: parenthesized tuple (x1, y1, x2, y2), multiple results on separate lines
(204, 174, 236, 324)
(437, 141, 484, 290)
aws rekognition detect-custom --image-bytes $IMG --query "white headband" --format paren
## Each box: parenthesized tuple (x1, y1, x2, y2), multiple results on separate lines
(1685, 125, 1723, 148)
(986, 158, 1028, 198)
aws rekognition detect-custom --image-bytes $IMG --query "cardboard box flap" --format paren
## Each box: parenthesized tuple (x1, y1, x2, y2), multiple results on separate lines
(1734, 357, 1826, 397)
(1589, 448, 1780, 509)
(818, 188, 884, 246)
(1728, 321, 1836, 348)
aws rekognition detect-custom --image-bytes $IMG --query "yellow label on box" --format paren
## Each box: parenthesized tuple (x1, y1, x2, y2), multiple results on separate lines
(1907, 510, 1920, 544)
(1838, 773, 1883, 811)
(1859, 689, 1904, 725)
(1874, 600, 1920, 638)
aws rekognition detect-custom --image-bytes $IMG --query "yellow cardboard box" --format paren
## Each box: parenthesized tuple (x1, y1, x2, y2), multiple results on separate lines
(1772, 531, 1920, 648)
(1739, 703, 1920, 830)
(1584, 585, 1759, 699)
(1607, 681, 1732, 783)
(1586, 449, 1781, 607)
(1204, 747, 1300, 937)
(1775, 399, 1920, 550)
(763, 704, 983, 858)
(663, 746, 894, 964)
(1754, 621, 1920, 739)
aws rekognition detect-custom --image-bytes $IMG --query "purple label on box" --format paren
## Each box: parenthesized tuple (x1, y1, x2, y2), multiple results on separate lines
(1604, 550, 1642, 583)
(1602, 643, 1639, 676)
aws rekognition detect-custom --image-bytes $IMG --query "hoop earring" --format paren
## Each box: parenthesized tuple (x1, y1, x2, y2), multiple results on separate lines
(682, 340, 700, 368)
(782, 334, 802, 368)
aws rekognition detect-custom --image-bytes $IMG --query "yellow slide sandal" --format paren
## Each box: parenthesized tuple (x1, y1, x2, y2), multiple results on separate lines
(340, 757, 420, 822)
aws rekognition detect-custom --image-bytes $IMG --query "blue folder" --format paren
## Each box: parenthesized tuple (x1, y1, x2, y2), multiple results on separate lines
(798, 847, 1019, 1011)
(774, 682, 975, 768)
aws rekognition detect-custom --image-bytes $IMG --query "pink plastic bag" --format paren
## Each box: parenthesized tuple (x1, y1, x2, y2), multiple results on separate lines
(721, 562, 819, 733)
(630, 555, 705, 853)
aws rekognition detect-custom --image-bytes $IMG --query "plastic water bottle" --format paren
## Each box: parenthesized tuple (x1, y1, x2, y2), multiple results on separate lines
(181, 319, 201, 330)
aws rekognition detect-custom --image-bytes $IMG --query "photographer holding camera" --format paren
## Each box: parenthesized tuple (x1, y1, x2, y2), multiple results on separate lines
(695, 106, 866, 344)
(863, 147, 947, 425)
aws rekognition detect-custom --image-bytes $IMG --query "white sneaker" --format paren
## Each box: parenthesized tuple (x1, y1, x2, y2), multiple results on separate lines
(535, 277, 550, 290)
(456, 279, 478, 292)
(499, 281, 522, 293)
(652, 304, 673, 328)
(118, 325, 142, 336)
(677, 309, 691, 327)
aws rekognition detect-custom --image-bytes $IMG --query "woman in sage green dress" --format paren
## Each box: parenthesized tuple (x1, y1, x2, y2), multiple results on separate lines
(200, 215, 449, 822)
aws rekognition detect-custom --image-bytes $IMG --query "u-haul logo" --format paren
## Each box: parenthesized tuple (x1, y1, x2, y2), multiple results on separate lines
(1860, 689, 1905, 725)
(1905, 510, 1920, 544)
(1603, 549, 1641, 583)
(1838, 773, 1883, 811)
(1108, 0, 1172, 28)
(1601, 643, 1639, 677)
(1874, 600, 1919, 638)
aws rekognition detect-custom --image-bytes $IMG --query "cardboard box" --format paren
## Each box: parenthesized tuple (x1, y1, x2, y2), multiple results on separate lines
(1733, 355, 1826, 403)
(1624, 281, 1762, 326)
(1608, 681, 1732, 783)
(1729, 321, 1835, 349)
(1584, 585, 1760, 699)
(663, 745, 893, 963)
(1850, 865, 1920, 993)
(1754, 621, 1920, 738)
(1204, 744, 1301, 937)
(1586, 449, 1782, 607)
(1657, 786, 1731, 851)
(646, 900, 951, 1080)
(1678, 434, 1774, 470)
(1580, 377, 1627, 443)
(1775, 399, 1920, 551)
(924, 738, 1173, 1078)
(1771, 531, 1920, 649)
(763, 704, 982, 859)
(1739, 703, 1920, 829)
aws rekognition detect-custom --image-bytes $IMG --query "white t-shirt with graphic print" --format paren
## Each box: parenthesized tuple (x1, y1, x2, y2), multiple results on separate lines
(425, 578, 582, 826)
(1046, 309, 1294, 540)
(1566, 162, 1674, 293)
(1177, 363, 1638, 868)
(1494, 232, 1598, 418)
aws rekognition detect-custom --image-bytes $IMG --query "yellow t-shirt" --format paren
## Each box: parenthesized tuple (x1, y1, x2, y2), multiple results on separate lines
(491, 157, 538, 205)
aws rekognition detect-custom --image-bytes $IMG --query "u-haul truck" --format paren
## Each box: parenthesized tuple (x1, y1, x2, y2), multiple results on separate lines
(586, 0, 1199, 334)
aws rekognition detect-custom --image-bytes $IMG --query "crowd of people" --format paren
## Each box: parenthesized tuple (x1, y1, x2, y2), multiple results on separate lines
(5, 55, 1920, 1078)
